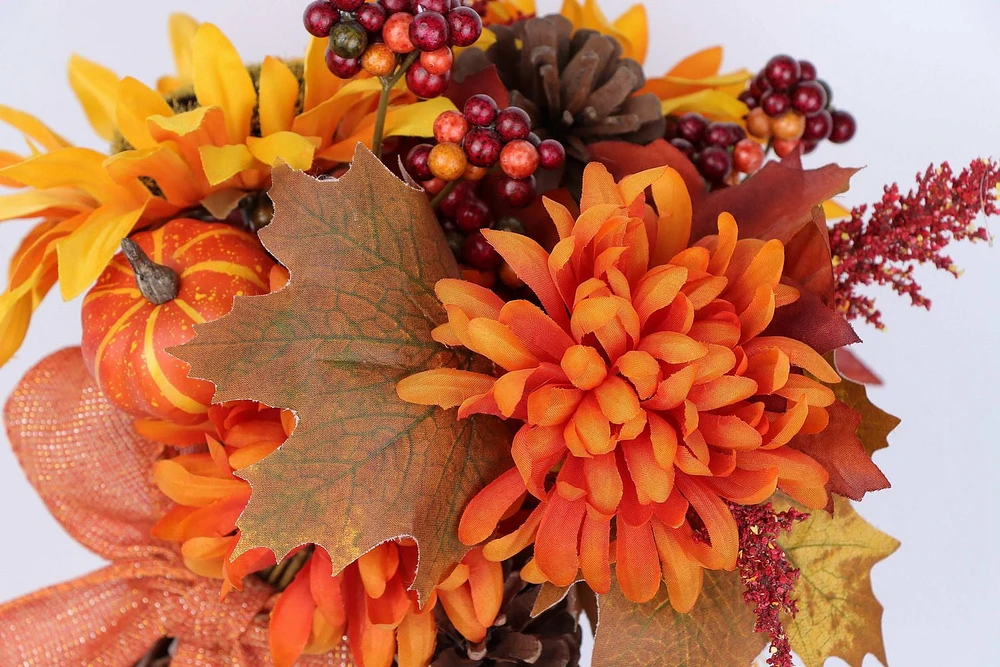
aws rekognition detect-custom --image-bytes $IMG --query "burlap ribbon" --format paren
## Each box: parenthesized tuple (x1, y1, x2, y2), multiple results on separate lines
(0, 348, 350, 666)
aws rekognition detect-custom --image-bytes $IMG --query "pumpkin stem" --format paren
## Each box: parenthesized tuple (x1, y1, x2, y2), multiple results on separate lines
(120, 238, 180, 305)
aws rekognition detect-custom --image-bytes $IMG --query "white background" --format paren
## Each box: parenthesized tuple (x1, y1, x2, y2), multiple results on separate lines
(1, 1, 999, 665)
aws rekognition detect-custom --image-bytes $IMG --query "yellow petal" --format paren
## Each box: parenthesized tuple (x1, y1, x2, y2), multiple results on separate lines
(304, 36, 344, 112)
(823, 199, 852, 220)
(68, 55, 120, 141)
(612, 4, 648, 64)
(116, 77, 174, 149)
(193, 23, 256, 143)
(0, 188, 93, 222)
(56, 203, 147, 299)
(259, 56, 300, 136)
(147, 106, 229, 152)
(246, 133, 320, 171)
(104, 147, 202, 205)
(199, 144, 256, 186)
(0, 292, 32, 366)
(660, 72, 754, 88)
(0, 147, 118, 202)
(660, 89, 749, 122)
(0, 105, 71, 152)
(159, 13, 199, 94)
(322, 98, 455, 162)
(292, 77, 383, 143)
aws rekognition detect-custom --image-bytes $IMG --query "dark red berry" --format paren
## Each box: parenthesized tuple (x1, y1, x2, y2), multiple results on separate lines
(496, 174, 536, 208)
(669, 138, 695, 159)
(752, 70, 770, 94)
(356, 3, 387, 32)
(413, 0, 451, 12)
(445, 229, 465, 259)
(764, 54, 800, 90)
(330, 21, 369, 60)
(829, 110, 856, 143)
(446, 7, 483, 47)
(440, 180, 477, 217)
(405, 63, 451, 98)
(494, 216, 525, 234)
(464, 94, 498, 126)
(801, 139, 819, 154)
(675, 112, 708, 143)
(463, 231, 502, 270)
(761, 90, 791, 117)
(495, 107, 532, 142)
(405, 143, 434, 180)
(304, 1, 340, 38)
(380, 0, 411, 12)
(333, 0, 365, 9)
(409, 11, 449, 51)
(802, 108, 833, 142)
(525, 132, 541, 148)
(798, 60, 817, 81)
(537, 139, 566, 170)
(697, 146, 732, 182)
(738, 90, 758, 109)
(325, 50, 363, 78)
(791, 81, 828, 115)
(463, 127, 503, 167)
(704, 122, 743, 148)
(817, 79, 833, 106)
(456, 197, 491, 231)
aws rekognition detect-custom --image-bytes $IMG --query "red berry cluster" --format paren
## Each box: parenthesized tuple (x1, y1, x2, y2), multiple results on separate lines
(405, 94, 566, 201)
(438, 180, 525, 276)
(303, 0, 483, 98)
(665, 114, 765, 187)
(741, 55, 856, 157)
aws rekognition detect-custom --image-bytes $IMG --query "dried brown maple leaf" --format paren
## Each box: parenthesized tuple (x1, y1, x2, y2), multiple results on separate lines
(173, 145, 511, 601)
(777, 496, 899, 667)
(593, 572, 766, 666)
(831, 372, 900, 457)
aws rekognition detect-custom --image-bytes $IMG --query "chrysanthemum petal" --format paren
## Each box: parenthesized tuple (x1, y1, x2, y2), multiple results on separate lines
(650, 167, 693, 264)
(396, 369, 495, 409)
(270, 565, 316, 667)
(536, 493, 585, 586)
(459, 467, 528, 545)
(615, 520, 661, 603)
(742, 336, 841, 383)
(482, 229, 569, 329)
(652, 522, 703, 613)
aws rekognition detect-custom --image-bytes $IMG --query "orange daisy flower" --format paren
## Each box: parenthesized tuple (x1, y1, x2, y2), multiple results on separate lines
(149, 400, 503, 667)
(399, 162, 840, 609)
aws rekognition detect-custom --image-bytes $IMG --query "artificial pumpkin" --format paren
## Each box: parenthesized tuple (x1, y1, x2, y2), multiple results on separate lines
(82, 218, 277, 425)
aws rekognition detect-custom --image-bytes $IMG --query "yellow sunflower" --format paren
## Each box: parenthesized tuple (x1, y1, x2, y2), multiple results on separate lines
(0, 14, 450, 367)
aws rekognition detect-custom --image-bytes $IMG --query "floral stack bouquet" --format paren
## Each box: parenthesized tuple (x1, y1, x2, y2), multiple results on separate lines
(0, 1, 995, 666)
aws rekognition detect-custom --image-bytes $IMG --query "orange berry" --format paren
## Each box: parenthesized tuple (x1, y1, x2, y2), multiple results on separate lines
(421, 176, 446, 194)
(772, 138, 800, 158)
(746, 107, 772, 139)
(462, 164, 489, 181)
(499, 262, 524, 288)
(434, 110, 469, 144)
(382, 13, 415, 54)
(771, 112, 806, 141)
(428, 142, 468, 181)
(420, 47, 454, 76)
(361, 43, 396, 77)
(499, 140, 539, 180)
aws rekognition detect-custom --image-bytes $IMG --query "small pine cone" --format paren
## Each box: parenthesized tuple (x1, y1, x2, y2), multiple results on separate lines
(461, 14, 664, 164)
(432, 564, 582, 667)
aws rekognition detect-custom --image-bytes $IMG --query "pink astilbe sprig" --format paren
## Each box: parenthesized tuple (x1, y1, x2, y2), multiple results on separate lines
(732, 502, 808, 667)
(831, 159, 998, 328)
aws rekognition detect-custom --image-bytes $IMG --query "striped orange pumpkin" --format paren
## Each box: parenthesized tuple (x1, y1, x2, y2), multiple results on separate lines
(82, 218, 277, 425)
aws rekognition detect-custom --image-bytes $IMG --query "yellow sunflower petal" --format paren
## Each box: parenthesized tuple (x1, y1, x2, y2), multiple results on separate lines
(192, 23, 256, 144)
(246, 133, 320, 171)
(660, 89, 749, 122)
(56, 203, 147, 299)
(612, 4, 648, 64)
(822, 199, 852, 220)
(199, 144, 256, 186)
(68, 55, 120, 141)
(0, 293, 32, 366)
(304, 36, 344, 112)
(292, 77, 382, 142)
(0, 148, 118, 202)
(258, 56, 300, 136)
(0, 106, 71, 152)
(104, 147, 202, 205)
(0, 188, 94, 222)
(159, 13, 200, 94)
(147, 106, 228, 150)
(116, 77, 174, 149)
(323, 97, 455, 163)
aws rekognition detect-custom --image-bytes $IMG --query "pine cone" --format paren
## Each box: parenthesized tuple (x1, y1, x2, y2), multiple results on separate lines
(465, 14, 664, 163)
(431, 564, 582, 667)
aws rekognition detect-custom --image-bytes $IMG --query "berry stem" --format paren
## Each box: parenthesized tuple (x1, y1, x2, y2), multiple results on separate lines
(372, 51, 421, 160)
(429, 178, 459, 210)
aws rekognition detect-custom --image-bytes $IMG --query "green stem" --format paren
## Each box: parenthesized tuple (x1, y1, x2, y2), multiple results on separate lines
(429, 179, 459, 209)
(372, 52, 420, 160)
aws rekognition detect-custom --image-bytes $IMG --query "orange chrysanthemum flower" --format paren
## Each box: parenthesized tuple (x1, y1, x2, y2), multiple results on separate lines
(149, 400, 502, 667)
(399, 163, 840, 610)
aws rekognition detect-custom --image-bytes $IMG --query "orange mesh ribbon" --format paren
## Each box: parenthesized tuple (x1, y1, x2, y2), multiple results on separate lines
(0, 348, 351, 666)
